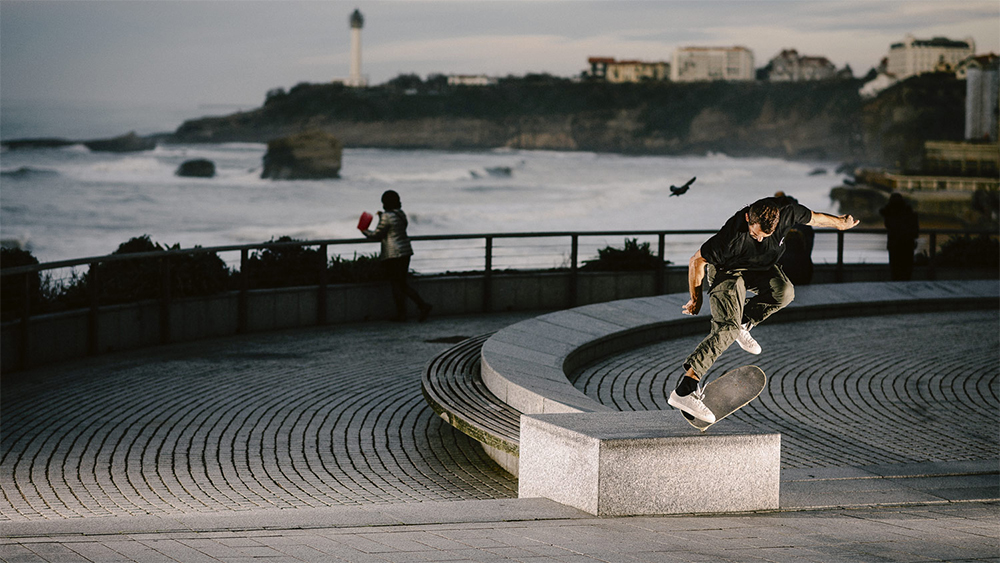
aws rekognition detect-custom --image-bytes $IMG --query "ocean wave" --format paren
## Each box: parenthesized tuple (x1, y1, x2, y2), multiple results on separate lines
(0, 233, 32, 252)
(0, 166, 59, 178)
(84, 156, 175, 177)
(151, 143, 266, 161)
(359, 168, 482, 183)
(358, 164, 522, 184)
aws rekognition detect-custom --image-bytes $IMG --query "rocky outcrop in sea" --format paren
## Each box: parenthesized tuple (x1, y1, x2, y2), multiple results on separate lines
(2, 131, 156, 153)
(260, 130, 342, 180)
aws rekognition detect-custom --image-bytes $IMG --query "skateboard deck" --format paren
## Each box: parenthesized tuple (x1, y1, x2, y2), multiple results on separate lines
(681, 365, 766, 431)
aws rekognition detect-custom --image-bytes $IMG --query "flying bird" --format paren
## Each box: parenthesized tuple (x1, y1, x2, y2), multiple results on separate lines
(669, 176, 697, 197)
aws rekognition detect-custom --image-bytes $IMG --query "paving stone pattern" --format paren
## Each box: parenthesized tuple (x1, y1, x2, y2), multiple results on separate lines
(572, 310, 999, 468)
(2, 502, 997, 563)
(1, 315, 538, 522)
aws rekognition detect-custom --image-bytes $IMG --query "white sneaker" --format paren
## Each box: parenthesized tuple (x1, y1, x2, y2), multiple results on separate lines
(668, 388, 716, 424)
(736, 323, 761, 355)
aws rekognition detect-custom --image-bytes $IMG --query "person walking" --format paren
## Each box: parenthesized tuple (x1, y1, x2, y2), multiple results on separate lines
(668, 195, 859, 423)
(361, 190, 432, 322)
(880, 193, 919, 281)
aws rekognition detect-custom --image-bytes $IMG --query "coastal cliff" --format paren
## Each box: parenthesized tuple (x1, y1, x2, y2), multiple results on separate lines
(170, 74, 966, 166)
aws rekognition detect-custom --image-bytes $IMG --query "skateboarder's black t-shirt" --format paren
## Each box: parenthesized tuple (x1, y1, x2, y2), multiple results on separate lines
(700, 196, 812, 272)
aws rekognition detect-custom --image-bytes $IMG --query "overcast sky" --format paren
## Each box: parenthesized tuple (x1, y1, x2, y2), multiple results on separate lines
(2, 0, 998, 110)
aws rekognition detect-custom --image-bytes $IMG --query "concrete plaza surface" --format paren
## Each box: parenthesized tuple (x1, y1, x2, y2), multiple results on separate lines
(2, 284, 998, 562)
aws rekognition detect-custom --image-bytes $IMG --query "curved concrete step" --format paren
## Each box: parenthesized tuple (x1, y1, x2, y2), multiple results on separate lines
(421, 334, 521, 461)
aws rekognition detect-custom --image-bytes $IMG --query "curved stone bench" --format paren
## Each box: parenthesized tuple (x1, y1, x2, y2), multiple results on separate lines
(425, 280, 998, 515)
(481, 280, 1000, 419)
(421, 334, 521, 475)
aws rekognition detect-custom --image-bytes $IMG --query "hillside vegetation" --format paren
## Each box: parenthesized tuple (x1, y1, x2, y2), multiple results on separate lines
(171, 73, 967, 166)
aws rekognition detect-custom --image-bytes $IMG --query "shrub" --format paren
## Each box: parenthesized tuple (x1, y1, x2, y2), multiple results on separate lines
(241, 236, 326, 289)
(328, 252, 385, 283)
(581, 238, 668, 271)
(932, 235, 999, 269)
(87, 236, 231, 304)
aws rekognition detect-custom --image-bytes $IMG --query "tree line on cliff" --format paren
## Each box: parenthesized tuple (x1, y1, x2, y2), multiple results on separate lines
(171, 72, 967, 166)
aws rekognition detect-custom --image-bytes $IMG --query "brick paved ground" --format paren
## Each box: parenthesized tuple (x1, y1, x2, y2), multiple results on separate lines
(1, 314, 537, 522)
(573, 310, 1000, 468)
(2, 501, 997, 562)
(1, 298, 998, 562)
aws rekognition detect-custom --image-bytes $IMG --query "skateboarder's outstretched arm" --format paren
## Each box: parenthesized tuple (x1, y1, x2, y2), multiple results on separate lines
(808, 211, 860, 230)
(682, 249, 709, 316)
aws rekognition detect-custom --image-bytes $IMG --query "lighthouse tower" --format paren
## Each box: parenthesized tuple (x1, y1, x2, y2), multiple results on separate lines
(347, 9, 366, 87)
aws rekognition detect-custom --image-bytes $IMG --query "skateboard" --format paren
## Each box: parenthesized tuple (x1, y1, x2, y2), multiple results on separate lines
(680, 365, 766, 431)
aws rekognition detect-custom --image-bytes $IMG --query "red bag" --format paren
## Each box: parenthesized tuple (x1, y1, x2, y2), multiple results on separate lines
(357, 211, 373, 231)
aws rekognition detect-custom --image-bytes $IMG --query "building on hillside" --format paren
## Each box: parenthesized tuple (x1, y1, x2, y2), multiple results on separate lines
(962, 56, 999, 142)
(922, 141, 999, 178)
(859, 71, 898, 98)
(586, 57, 669, 82)
(763, 49, 838, 81)
(956, 53, 999, 79)
(885, 35, 975, 80)
(869, 141, 999, 196)
(671, 46, 754, 82)
(447, 75, 498, 87)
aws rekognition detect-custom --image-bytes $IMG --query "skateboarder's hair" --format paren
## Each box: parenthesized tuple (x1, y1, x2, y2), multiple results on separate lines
(747, 200, 780, 234)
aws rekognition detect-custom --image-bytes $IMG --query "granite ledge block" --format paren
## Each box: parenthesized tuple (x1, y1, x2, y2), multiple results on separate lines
(520, 412, 781, 516)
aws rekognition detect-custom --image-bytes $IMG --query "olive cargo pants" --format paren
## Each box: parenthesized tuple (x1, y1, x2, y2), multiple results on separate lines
(684, 264, 794, 379)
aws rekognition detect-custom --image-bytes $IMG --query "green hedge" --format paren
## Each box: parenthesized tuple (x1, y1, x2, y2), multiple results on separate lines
(0, 235, 385, 320)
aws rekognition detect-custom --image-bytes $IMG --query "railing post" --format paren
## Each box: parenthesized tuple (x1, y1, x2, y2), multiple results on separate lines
(238, 248, 249, 333)
(569, 234, 579, 308)
(19, 272, 31, 370)
(159, 256, 172, 344)
(928, 232, 937, 281)
(88, 262, 100, 356)
(317, 244, 328, 325)
(656, 233, 666, 295)
(835, 231, 845, 283)
(483, 236, 493, 313)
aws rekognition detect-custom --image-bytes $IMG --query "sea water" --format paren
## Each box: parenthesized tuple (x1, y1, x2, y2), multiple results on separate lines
(1, 139, 875, 271)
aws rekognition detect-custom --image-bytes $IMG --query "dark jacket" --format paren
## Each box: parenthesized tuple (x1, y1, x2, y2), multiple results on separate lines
(880, 196, 919, 249)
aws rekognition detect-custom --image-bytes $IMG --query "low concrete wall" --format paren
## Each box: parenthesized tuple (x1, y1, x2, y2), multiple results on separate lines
(2, 264, 993, 373)
(1, 269, 683, 373)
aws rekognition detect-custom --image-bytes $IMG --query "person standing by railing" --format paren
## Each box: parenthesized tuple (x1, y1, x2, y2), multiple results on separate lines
(668, 195, 859, 423)
(362, 190, 433, 322)
(880, 193, 920, 281)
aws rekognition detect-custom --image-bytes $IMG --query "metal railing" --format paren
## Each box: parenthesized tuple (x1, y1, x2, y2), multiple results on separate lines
(2, 228, 996, 366)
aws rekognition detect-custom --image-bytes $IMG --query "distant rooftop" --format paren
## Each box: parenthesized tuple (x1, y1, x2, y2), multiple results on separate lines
(891, 36, 971, 50)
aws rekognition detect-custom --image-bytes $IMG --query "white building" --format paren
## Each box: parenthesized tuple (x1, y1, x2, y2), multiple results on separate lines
(447, 75, 498, 87)
(671, 46, 754, 82)
(766, 49, 838, 81)
(965, 64, 999, 142)
(859, 72, 898, 98)
(587, 57, 670, 83)
(885, 35, 975, 80)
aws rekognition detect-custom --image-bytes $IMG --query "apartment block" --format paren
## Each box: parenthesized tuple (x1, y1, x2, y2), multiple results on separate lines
(671, 46, 754, 82)
(886, 35, 975, 80)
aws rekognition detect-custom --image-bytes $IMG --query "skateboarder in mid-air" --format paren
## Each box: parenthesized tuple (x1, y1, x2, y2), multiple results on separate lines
(668, 195, 859, 423)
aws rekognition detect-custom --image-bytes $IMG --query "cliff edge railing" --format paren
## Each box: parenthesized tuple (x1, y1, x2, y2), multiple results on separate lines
(2, 228, 996, 373)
